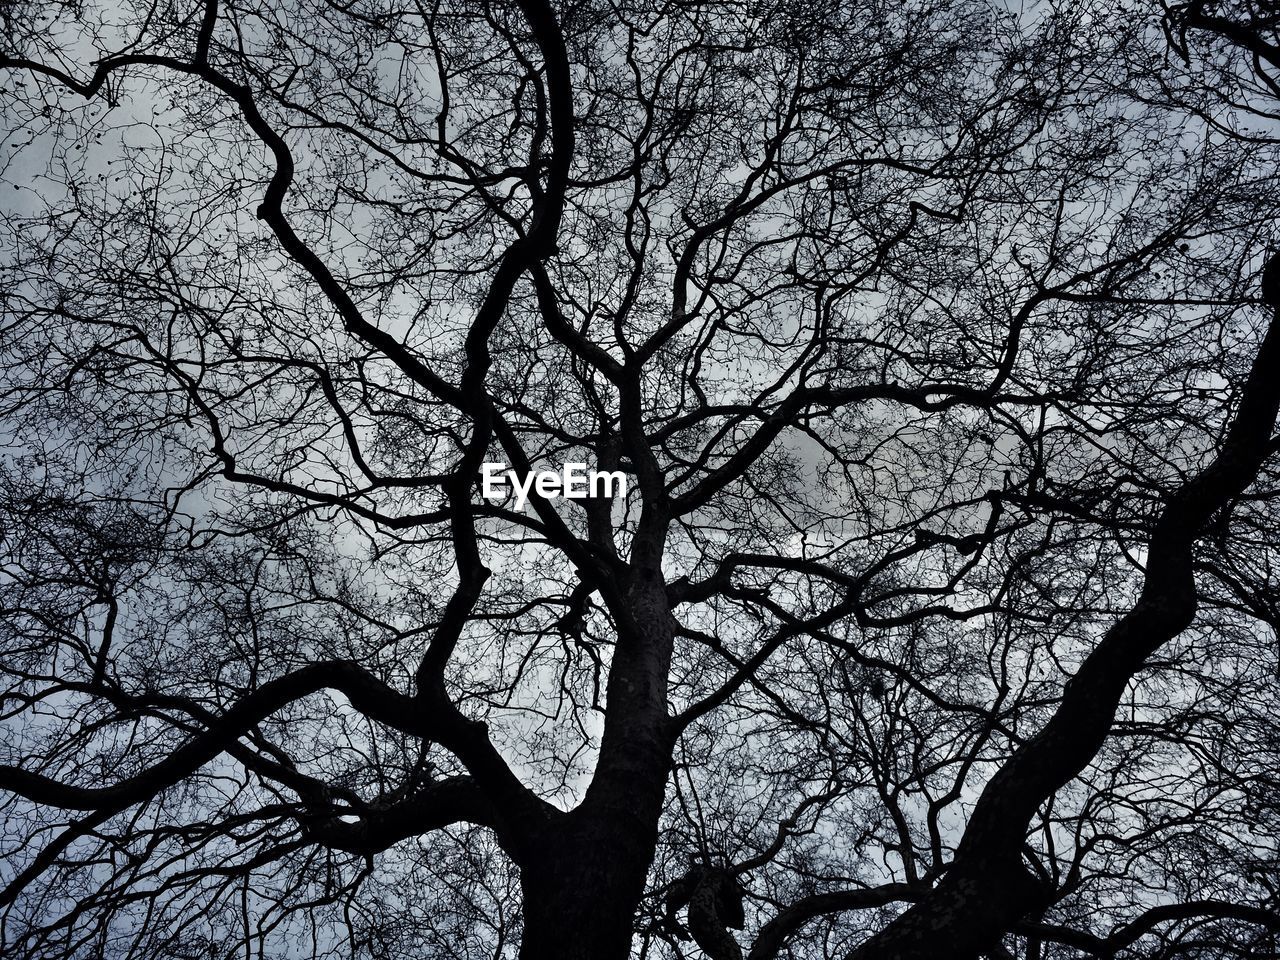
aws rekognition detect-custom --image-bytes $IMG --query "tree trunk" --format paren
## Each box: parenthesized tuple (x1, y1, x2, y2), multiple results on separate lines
(518, 814, 657, 960)
(517, 571, 677, 960)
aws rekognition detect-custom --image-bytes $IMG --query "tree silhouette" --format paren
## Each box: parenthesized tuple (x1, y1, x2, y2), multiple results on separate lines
(2, 0, 1279, 958)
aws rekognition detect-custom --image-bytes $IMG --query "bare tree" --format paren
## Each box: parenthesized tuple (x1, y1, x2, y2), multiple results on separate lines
(1, 0, 1279, 958)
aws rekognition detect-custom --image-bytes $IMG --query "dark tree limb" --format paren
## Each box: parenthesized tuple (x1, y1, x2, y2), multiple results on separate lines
(834, 257, 1280, 959)
(0, 661, 417, 812)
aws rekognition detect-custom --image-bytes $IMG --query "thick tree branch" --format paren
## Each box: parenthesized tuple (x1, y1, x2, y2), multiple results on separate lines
(841, 257, 1280, 959)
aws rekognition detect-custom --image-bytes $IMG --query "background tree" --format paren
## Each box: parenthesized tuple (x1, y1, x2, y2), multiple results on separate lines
(1, 0, 1279, 958)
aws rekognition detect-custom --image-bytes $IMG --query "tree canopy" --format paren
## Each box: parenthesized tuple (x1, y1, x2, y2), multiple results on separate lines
(2, 0, 1280, 958)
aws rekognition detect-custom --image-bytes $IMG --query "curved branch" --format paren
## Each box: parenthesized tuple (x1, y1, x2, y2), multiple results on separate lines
(0, 661, 417, 812)
(1026, 900, 1280, 956)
